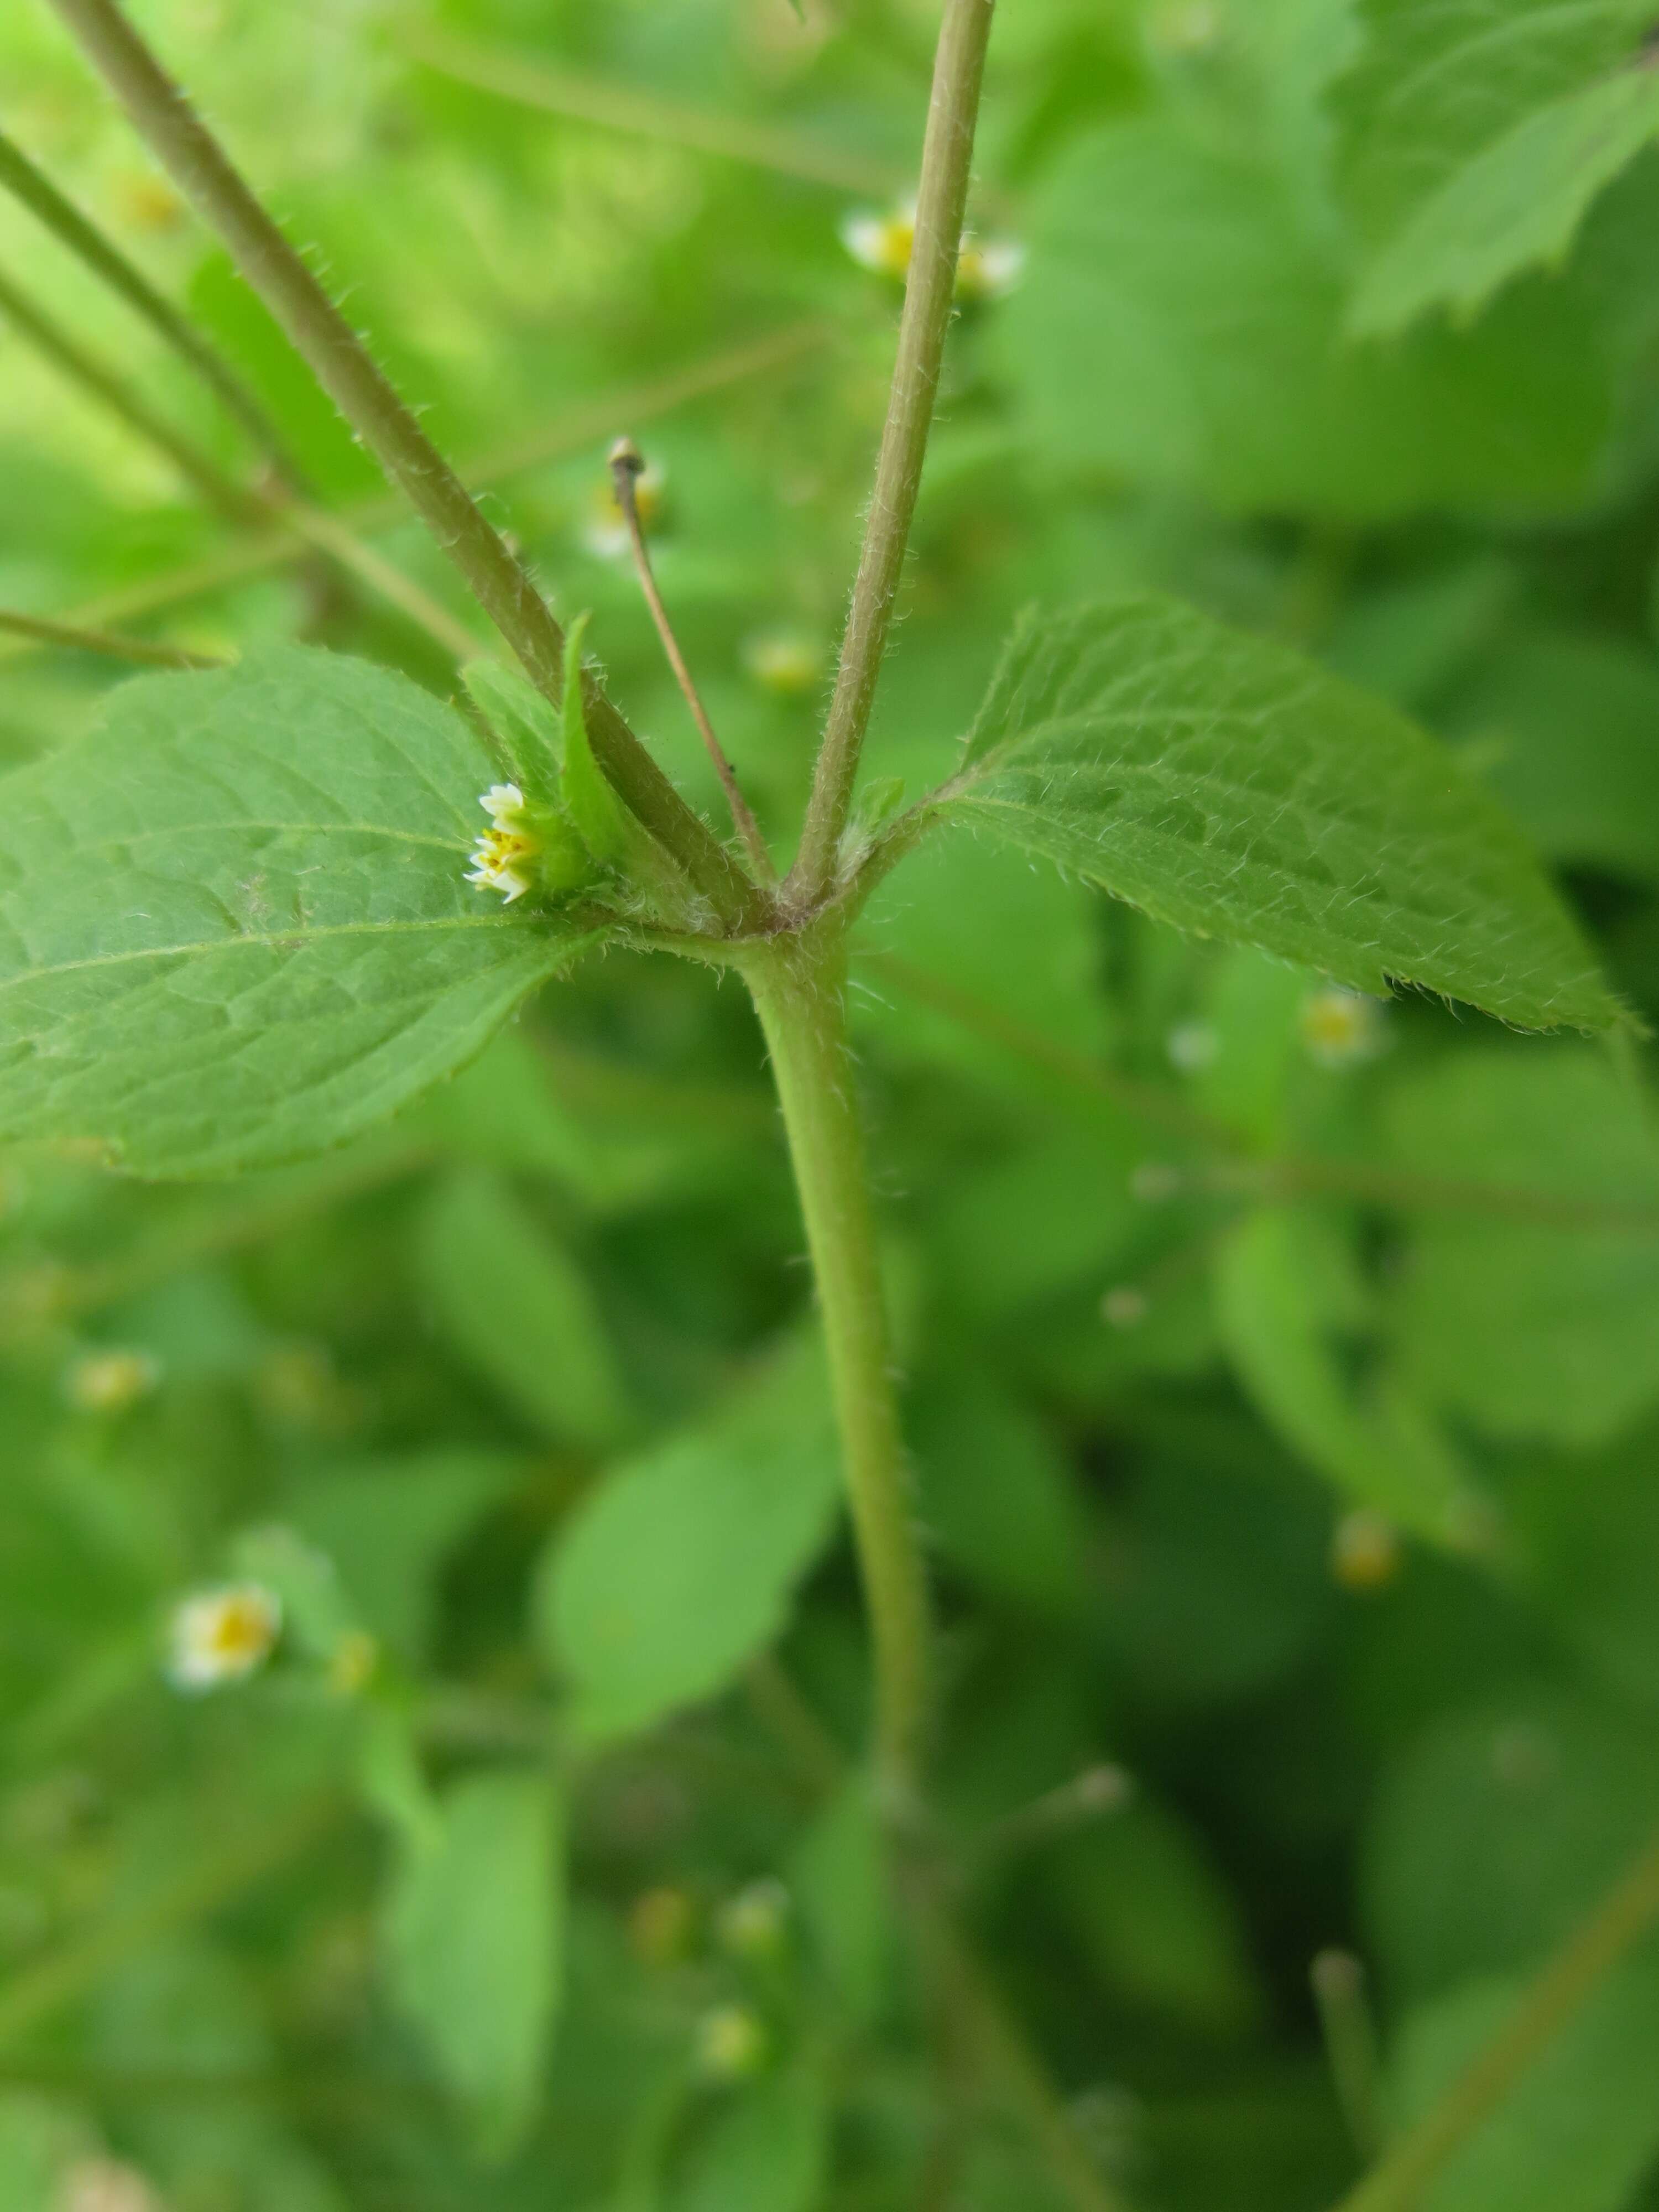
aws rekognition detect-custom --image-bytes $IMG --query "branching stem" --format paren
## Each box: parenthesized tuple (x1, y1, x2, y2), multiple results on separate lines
(608, 437, 775, 881)
(0, 121, 306, 488)
(46, 0, 762, 931)
(791, 0, 995, 899)
(0, 607, 224, 669)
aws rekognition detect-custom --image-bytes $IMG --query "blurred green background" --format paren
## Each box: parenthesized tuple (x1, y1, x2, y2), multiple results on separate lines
(6, 1, 1659, 2207)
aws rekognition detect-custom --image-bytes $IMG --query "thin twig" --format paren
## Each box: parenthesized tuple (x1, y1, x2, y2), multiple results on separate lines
(0, 323, 831, 664)
(791, 0, 995, 900)
(1312, 1950, 1386, 2162)
(46, 0, 761, 928)
(608, 436, 775, 881)
(1329, 1828, 1659, 2212)
(0, 257, 260, 524)
(966, 1764, 1135, 1880)
(0, 606, 225, 669)
(0, 120, 306, 487)
(399, 22, 912, 201)
(278, 499, 482, 662)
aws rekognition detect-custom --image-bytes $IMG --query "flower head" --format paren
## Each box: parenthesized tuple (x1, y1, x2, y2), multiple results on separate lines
(167, 1583, 281, 1692)
(742, 628, 825, 697)
(842, 197, 1024, 301)
(465, 783, 542, 904)
(1330, 1509, 1402, 1593)
(717, 1878, 790, 1960)
(695, 2002, 769, 2081)
(1299, 987, 1387, 1070)
(64, 1347, 160, 1415)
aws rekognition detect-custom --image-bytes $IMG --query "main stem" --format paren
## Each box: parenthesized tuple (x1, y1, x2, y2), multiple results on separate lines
(790, 0, 995, 901)
(48, 0, 760, 931)
(743, 925, 930, 1802)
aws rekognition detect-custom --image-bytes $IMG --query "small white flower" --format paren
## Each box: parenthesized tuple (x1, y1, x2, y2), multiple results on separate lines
(1165, 1019, 1219, 1074)
(167, 1583, 281, 1692)
(465, 782, 542, 904)
(717, 1878, 790, 1959)
(696, 2003, 768, 2081)
(581, 460, 667, 561)
(1299, 987, 1387, 1069)
(842, 196, 1023, 300)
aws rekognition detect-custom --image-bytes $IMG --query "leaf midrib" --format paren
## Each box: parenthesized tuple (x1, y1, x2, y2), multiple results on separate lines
(0, 912, 538, 992)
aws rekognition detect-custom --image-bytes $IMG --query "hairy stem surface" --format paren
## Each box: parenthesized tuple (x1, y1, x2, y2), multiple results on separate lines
(791, 0, 995, 899)
(742, 924, 930, 1800)
(47, 0, 760, 928)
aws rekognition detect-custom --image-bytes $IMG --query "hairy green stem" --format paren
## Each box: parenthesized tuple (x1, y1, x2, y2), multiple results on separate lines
(46, 0, 761, 928)
(742, 923, 930, 1801)
(0, 121, 305, 486)
(791, 0, 995, 899)
(0, 258, 259, 523)
(1332, 1828, 1659, 2212)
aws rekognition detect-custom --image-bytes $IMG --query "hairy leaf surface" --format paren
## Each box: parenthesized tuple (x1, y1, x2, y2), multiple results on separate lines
(940, 598, 1623, 1033)
(0, 649, 602, 1176)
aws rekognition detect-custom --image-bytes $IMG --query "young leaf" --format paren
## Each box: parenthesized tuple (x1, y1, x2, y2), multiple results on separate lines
(417, 1166, 632, 1450)
(534, 1337, 841, 1745)
(938, 598, 1625, 1035)
(1349, 66, 1659, 337)
(1214, 1206, 1478, 1544)
(383, 1767, 566, 2158)
(462, 656, 564, 802)
(0, 649, 604, 1177)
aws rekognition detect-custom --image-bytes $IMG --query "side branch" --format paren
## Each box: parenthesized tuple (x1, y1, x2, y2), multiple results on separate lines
(790, 0, 995, 900)
(45, 0, 762, 930)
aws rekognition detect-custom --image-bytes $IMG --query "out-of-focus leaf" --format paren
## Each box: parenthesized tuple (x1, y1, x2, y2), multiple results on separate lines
(1506, 1419, 1659, 1704)
(0, 2094, 77, 2211)
(1215, 1207, 1479, 1544)
(999, 122, 1608, 515)
(1363, 1688, 1659, 2002)
(1449, 633, 1659, 886)
(285, 1448, 519, 1663)
(384, 1767, 566, 2158)
(1334, 0, 1653, 246)
(790, 1771, 891, 2027)
(0, 650, 602, 1176)
(417, 1165, 631, 1448)
(941, 599, 1623, 1034)
(1383, 1048, 1659, 1448)
(1350, 67, 1659, 336)
(535, 1338, 841, 1744)
(1391, 1956, 1659, 2212)
(666, 2063, 830, 2212)
(926, 1126, 1144, 1325)
(909, 1367, 1091, 1619)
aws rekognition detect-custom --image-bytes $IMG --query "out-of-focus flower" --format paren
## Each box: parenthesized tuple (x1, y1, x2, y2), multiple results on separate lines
(167, 1583, 281, 1692)
(717, 1877, 790, 1960)
(112, 171, 185, 233)
(63, 1348, 160, 1415)
(1330, 1509, 1401, 1593)
(1165, 1019, 1218, 1074)
(1130, 1161, 1182, 1204)
(1299, 986, 1387, 1069)
(465, 783, 542, 904)
(1148, 0, 1225, 56)
(60, 2157, 164, 2212)
(841, 198, 1024, 301)
(1102, 1285, 1147, 1331)
(742, 628, 825, 697)
(327, 1629, 379, 1697)
(582, 458, 667, 561)
(695, 2002, 769, 2081)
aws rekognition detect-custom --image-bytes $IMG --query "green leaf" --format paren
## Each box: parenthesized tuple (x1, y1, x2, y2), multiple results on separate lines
(1214, 1206, 1478, 1543)
(461, 656, 562, 804)
(417, 1166, 632, 1449)
(997, 120, 1608, 516)
(941, 598, 1624, 1034)
(1391, 1960, 1659, 2212)
(559, 612, 628, 868)
(1334, 0, 1655, 247)
(1349, 65, 1659, 336)
(790, 1772, 892, 2027)
(1382, 1047, 1659, 1448)
(0, 649, 603, 1177)
(383, 1767, 566, 2158)
(666, 2064, 829, 2212)
(534, 1337, 841, 1744)
(1507, 1418, 1659, 1704)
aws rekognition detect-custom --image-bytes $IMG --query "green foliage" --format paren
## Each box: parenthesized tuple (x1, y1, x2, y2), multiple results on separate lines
(384, 1767, 568, 2157)
(0, 649, 602, 1176)
(534, 1339, 841, 1744)
(940, 597, 1620, 1032)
